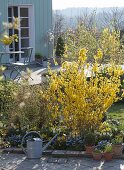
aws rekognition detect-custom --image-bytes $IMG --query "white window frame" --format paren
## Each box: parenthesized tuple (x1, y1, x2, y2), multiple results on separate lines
(7, 5, 35, 62)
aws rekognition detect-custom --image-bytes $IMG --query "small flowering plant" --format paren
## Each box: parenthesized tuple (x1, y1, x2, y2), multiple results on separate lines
(112, 134, 123, 145)
(97, 140, 108, 151)
(93, 146, 103, 153)
(104, 142, 113, 153)
(97, 141, 113, 153)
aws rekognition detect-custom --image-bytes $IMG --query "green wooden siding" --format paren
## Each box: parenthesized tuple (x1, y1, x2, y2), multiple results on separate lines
(0, 0, 53, 63)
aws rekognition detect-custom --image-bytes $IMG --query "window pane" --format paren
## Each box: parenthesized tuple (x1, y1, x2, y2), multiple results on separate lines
(8, 18, 12, 23)
(9, 43, 13, 49)
(15, 41, 19, 51)
(21, 39, 29, 48)
(13, 7, 18, 17)
(20, 8, 28, 17)
(9, 49, 14, 59)
(21, 18, 29, 27)
(14, 29, 19, 36)
(21, 28, 29, 37)
(8, 8, 12, 17)
(21, 49, 28, 58)
(9, 29, 13, 36)
(15, 54, 19, 61)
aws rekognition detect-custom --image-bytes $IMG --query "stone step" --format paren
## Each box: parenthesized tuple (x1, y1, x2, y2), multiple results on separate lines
(1, 148, 124, 160)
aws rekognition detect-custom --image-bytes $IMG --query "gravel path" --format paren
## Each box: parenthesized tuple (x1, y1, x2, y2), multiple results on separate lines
(0, 153, 124, 170)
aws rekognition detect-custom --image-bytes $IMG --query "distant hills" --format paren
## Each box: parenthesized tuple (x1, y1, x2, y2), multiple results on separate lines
(53, 7, 124, 29)
(54, 7, 124, 17)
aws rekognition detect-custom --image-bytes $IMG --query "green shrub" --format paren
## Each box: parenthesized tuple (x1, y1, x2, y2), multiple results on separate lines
(55, 36, 65, 57)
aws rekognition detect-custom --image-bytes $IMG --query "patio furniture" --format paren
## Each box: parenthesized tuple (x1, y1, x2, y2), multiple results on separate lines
(10, 47, 33, 81)
(0, 51, 24, 80)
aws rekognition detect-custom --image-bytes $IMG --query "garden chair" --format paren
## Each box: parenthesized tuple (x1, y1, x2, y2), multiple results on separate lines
(10, 47, 33, 81)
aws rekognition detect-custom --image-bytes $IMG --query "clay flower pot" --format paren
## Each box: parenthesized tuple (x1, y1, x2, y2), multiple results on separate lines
(56, 57, 61, 66)
(92, 152, 102, 161)
(85, 145, 95, 155)
(113, 144, 123, 156)
(104, 152, 113, 161)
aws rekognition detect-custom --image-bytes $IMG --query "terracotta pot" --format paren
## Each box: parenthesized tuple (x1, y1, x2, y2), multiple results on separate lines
(113, 144, 123, 156)
(35, 58, 42, 63)
(92, 152, 102, 160)
(85, 145, 95, 155)
(56, 57, 61, 66)
(104, 152, 113, 161)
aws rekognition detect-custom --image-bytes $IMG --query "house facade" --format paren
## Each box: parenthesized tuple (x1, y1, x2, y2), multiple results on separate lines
(0, 0, 53, 63)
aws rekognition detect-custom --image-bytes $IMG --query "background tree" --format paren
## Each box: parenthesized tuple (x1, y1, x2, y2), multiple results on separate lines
(53, 11, 65, 47)
(55, 36, 65, 57)
(64, 25, 98, 61)
(76, 9, 97, 32)
(101, 7, 124, 30)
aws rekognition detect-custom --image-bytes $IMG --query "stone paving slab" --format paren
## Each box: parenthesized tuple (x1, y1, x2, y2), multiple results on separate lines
(52, 150, 67, 158)
(43, 150, 53, 156)
(47, 157, 68, 164)
(66, 151, 81, 157)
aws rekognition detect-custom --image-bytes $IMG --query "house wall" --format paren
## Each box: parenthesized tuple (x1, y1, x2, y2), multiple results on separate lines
(0, 0, 53, 63)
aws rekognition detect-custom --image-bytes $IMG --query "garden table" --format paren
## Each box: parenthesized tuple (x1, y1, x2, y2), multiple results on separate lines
(0, 51, 24, 63)
(0, 51, 24, 79)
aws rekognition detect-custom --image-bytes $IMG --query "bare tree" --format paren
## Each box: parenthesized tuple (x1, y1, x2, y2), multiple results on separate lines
(53, 11, 65, 47)
(101, 7, 124, 30)
(76, 9, 97, 32)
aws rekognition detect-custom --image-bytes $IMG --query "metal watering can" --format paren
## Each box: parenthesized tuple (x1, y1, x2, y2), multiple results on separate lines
(21, 131, 58, 159)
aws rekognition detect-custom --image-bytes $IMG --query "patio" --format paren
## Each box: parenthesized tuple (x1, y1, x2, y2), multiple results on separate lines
(2, 65, 60, 85)
(0, 153, 124, 170)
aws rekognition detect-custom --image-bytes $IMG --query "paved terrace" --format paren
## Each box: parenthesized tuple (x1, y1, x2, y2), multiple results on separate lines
(0, 148, 124, 170)
(0, 153, 124, 170)
(3, 64, 124, 85)
(3, 65, 61, 85)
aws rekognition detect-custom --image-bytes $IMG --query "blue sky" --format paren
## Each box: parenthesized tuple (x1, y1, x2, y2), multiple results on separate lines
(53, 0, 124, 10)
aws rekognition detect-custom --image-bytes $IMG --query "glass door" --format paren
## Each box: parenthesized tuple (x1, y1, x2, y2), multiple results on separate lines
(8, 6, 31, 62)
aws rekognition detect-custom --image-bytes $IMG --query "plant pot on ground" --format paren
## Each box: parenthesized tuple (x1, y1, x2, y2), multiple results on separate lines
(104, 143, 113, 161)
(55, 56, 62, 66)
(112, 135, 124, 156)
(42, 56, 48, 67)
(92, 147, 103, 161)
(84, 132, 96, 155)
(35, 53, 43, 64)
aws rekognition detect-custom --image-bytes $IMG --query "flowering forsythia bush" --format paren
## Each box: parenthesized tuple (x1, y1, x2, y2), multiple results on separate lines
(0, 34, 18, 45)
(99, 28, 124, 63)
(64, 26, 124, 64)
(46, 48, 124, 134)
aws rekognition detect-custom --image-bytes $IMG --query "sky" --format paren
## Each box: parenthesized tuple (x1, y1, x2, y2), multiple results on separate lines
(53, 0, 124, 10)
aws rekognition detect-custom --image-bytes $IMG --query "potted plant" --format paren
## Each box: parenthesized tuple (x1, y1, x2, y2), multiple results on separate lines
(35, 53, 43, 64)
(42, 56, 48, 67)
(104, 143, 113, 161)
(112, 135, 123, 156)
(92, 147, 103, 161)
(84, 132, 95, 155)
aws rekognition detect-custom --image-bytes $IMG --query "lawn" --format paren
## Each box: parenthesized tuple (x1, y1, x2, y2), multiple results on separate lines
(108, 101, 124, 125)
